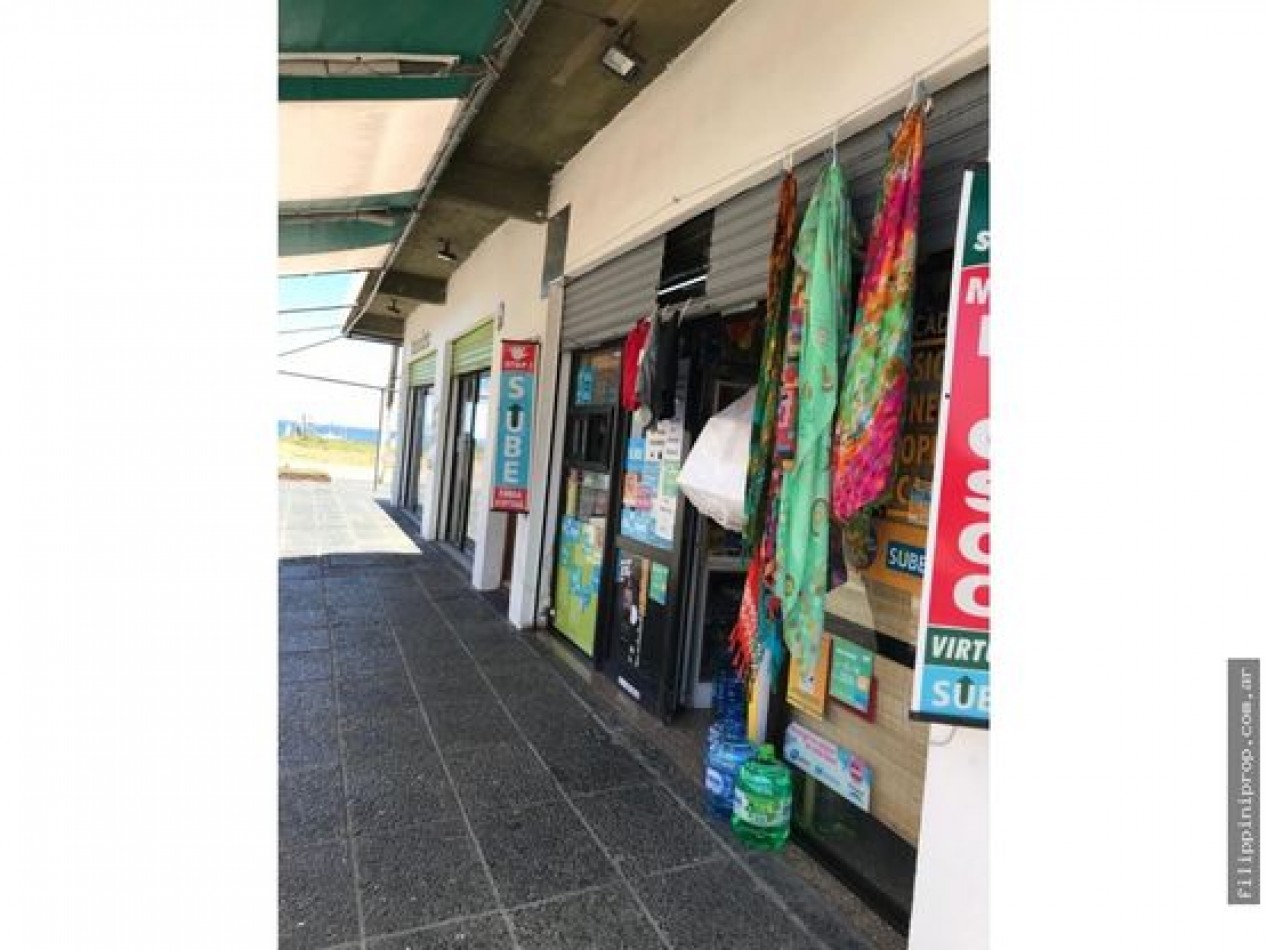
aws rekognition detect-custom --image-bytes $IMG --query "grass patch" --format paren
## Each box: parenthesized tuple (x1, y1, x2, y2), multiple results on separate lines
(278, 434, 377, 470)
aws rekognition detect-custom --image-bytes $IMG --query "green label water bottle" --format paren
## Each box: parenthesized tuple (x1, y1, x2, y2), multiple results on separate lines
(730, 743, 792, 850)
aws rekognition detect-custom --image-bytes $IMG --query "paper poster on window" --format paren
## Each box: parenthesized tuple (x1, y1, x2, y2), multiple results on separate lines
(649, 562, 669, 604)
(829, 637, 875, 718)
(786, 635, 829, 718)
(784, 721, 873, 811)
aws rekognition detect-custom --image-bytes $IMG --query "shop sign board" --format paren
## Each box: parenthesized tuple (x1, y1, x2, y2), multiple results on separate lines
(491, 340, 538, 513)
(784, 721, 872, 811)
(911, 165, 990, 727)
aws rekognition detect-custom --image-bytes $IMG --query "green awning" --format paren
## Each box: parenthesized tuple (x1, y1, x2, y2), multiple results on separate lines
(278, 0, 515, 287)
(280, 0, 511, 58)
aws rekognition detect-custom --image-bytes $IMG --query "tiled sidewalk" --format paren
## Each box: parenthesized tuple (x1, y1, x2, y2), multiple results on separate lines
(279, 482, 902, 950)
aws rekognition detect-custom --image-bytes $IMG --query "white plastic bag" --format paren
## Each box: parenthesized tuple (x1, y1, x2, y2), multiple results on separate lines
(677, 386, 757, 531)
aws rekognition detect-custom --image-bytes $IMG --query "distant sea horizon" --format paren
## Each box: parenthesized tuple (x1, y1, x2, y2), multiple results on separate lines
(278, 419, 380, 445)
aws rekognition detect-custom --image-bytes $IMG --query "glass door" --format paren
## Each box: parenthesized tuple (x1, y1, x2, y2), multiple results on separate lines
(551, 347, 621, 657)
(408, 385, 436, 522)
(445, 370, 491, 553)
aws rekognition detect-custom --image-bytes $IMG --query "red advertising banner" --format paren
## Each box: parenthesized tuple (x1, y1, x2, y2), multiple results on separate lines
(912, 165, 990, 727)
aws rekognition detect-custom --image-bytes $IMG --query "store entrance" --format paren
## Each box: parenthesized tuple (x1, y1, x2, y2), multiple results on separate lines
(402, 384, 436, 523)
(444, 369, 491, 554)
(599, 308, 761, 721)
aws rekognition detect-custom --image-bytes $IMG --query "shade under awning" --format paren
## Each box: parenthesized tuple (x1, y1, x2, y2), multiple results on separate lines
(280, 99, 461, 204)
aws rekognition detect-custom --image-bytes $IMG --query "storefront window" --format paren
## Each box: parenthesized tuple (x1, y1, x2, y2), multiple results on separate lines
(618, 412, 685, 550)
(552, 348, 621, 657)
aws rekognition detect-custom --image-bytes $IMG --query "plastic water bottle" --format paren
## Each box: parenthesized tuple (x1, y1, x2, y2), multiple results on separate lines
(702, 661, 751, 817)
(731, 744, 793, 850)
(703, 729, 755, 818)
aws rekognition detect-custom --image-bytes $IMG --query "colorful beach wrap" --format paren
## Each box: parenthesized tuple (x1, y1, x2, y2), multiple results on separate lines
(776, 161, 850, 675)
(731, 173, 798, 678)
(831, 106, 926, 534)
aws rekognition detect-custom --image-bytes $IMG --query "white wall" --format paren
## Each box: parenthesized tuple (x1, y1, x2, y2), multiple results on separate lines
(550, 0, 988, 276)
(908, 728, 989, 950)
(399, 218, 553, 616)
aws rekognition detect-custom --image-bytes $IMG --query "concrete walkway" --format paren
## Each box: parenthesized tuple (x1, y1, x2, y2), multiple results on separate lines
(279, 479, 904, 950)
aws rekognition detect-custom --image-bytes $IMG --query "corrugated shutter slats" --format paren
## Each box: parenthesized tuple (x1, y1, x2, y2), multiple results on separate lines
(451, 321, 494, 375)
(408, 351, 436, 387)
(560, 236, 665, 349)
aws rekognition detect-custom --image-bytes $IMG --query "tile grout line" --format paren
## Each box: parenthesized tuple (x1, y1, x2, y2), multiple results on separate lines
(375, 580, 525, 950)
(528, 653, 836, 950)
(306, 573, 369, 950)
(411, 574, 678, 950)
(347, 878, 618, 949)
(417, 566, 837, 950)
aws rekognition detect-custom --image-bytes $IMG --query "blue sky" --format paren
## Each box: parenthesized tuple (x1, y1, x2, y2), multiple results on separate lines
(278, 273, 400, 430)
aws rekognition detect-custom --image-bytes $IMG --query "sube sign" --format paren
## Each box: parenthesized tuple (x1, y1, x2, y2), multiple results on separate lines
(491, 340, 539, 514)
(912, 165, 991, 728)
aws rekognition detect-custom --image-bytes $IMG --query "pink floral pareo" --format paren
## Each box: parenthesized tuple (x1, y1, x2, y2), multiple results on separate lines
(831, 106, 926, 525)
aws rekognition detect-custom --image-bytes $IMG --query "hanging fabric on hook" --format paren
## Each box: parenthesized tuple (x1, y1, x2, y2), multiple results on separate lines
(776, 160, 851, 678)
(830, 88, 928, 551)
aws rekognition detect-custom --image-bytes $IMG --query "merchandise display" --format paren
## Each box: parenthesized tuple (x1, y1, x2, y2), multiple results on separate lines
(731, 744, 793, 850)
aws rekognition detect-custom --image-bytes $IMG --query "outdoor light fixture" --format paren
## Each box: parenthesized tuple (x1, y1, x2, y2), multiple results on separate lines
(437, 239, 458, 263)
(279, 52, 460, 78)
(600, 23, 642, 81)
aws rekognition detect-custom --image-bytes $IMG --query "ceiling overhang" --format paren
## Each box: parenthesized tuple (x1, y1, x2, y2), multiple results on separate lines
(356, 0, 738, 344)
(280, 1, 738, 346)
(278, 0, 535, 344)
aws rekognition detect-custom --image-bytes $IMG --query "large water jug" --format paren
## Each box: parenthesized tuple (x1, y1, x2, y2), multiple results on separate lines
(703, 728, 755, 818)
(731, 743, 793, 850)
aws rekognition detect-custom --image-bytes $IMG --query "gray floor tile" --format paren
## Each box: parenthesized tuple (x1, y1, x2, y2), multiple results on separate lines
(746, 853, 879, 950)
(345, 749, 459, 835)
(447, 741, 563, 814)
(280, 763, 346, 847)
(510, 883, 662, 950)
(279, 839, 360, 950)
(470, 799, 616, 906)
(281, 715, 341, 771)
(438, 596, 502, 623)
(335, 670, 419, 718)
(632, 860, 818, 950)
(340, 708, 436, 765)
(426, 697, 518, 751)
(282, 607, 329, 631)
(573, 784, 719, 877)
(537, 735, 652, 797)
(335, 643, 405, 680)
(366, 915, 513, 949)
(281, 650, 334, 685)
(282, 680, 337, 720)
(281, 623, 332, 653)
(355, 820, 497, 935)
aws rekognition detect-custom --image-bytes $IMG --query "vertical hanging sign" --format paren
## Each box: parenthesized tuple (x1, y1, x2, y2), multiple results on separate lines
(911, 165, 990, 728)
(491, 340, 539, 514)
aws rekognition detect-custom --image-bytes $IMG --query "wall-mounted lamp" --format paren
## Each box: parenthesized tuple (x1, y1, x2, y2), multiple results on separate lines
(600, 23, 642, 81)
(437, 239, 458, 263)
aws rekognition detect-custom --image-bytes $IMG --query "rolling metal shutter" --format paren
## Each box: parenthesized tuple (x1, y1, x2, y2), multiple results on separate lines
(408, 351, 437, 387)
(700, 68, 989, 314)
(450, 321, 495, 375)
(560, 235, 665, 349)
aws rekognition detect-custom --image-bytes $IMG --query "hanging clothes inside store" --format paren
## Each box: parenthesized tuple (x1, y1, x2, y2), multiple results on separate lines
(620, 316, 650, 412)
(635, 305, 683, 427)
